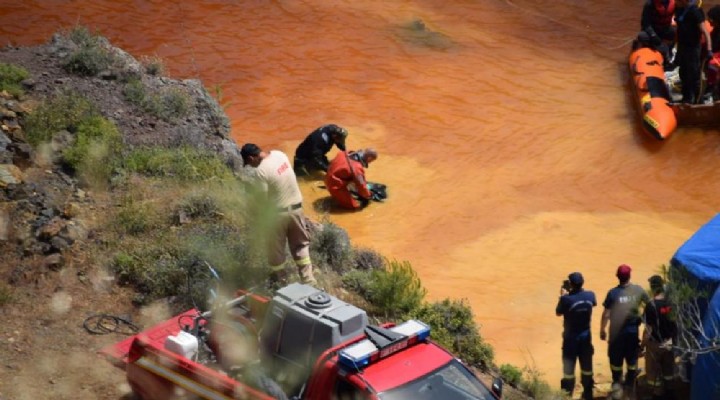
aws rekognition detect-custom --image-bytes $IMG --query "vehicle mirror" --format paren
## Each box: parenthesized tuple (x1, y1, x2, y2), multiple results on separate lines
(491, 377, 503, 397)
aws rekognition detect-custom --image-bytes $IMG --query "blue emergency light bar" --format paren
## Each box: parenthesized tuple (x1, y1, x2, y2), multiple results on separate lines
(338, 320, 431, 370)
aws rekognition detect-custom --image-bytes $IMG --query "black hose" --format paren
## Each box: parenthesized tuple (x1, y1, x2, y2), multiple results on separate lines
(83, 314, 139, 335)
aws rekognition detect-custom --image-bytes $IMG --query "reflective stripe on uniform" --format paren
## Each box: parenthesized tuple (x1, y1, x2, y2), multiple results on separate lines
(295, 256, 311, 266)
(581, 370, 593, 376)
(136, 357, 233, 400)
(564, 374, 575, 379)
(611, 364, 623, 371)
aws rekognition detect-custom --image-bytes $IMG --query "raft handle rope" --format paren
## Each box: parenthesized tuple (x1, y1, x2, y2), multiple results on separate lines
(83, 314, 140, 335)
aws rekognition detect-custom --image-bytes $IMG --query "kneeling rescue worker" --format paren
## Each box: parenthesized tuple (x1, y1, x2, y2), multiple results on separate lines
(556, 272, 597, 400)
(293, 124, 348, 177)
(325, 148, 378, 210)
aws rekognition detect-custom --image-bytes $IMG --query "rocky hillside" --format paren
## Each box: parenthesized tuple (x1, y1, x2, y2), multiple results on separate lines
(0, 31, 247, 400)
(0, 30, 541, 400)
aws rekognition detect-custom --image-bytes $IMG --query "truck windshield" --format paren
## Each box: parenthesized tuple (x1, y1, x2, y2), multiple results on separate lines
(377, 359, 496, 400)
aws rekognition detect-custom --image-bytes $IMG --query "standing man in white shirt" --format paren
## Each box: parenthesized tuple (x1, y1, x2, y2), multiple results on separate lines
(241, 143, 316, 285)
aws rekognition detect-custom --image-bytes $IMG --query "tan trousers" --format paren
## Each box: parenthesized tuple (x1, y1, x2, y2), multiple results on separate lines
(268, 209, 315, 284)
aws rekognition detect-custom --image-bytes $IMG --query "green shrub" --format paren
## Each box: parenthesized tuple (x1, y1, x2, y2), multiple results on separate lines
(24, 91, 98, 146)
(665, 264, 717, 365)
(0, 63, 29, 97)
(64, 46, 115, 76)
(366, 260, 426, 319)
(499, 364, 522, 388)
(181, 227, 268, 294)
(63, 26, 115, 76)
(351, 247, 385, 270)
(140, 55, 165, 76)
(124, 146, 233, 182)
(342, 269, 375, 297)
(0, 284, 12, 307)
(518, 366, 557, 400)
(112, 245, 203, 307)
(123, 79, 191, 122)
(123, 78, 146, 106)
(116, 196, 158, 235)
(111, 223, 267, 308)
(310, 221, 352, 272)
(62, 115, 122, 184)
(177, 193, 222, 221)
(157, 88, 190, 121)
(408, 299, 494, 370)
(67, 25, 97, 47)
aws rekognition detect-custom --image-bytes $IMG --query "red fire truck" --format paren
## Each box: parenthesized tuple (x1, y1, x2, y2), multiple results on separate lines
(102, 283, 503, 400)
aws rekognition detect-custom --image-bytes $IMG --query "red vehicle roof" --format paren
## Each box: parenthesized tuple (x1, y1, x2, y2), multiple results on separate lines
(358, 341, 453, 393)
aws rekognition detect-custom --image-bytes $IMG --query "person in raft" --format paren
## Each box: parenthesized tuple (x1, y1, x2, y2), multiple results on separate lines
(641, 0, 677, 70)
(674, 0, 712, 104)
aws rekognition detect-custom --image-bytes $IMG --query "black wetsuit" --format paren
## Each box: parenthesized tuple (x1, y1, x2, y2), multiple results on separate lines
(293, 124, 346, 176)
(675, 4, 706, 103)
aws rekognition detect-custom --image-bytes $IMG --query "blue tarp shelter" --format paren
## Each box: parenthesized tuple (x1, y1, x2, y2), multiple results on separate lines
(670, 214, 720, 400)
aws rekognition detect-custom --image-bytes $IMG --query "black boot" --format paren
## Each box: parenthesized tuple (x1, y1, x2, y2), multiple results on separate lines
(581, 374, 594, 400)
(560, 377, 575, 397)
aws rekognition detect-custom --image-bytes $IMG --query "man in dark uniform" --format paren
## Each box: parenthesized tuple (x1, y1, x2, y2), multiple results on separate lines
(293, 124, 348, 177)
(674, 0, 712, 103)
(600, 264, 650, 400)
(641, 275, 677, 400)
(641, 0, 677, 69)
(556, 272, 597, 400)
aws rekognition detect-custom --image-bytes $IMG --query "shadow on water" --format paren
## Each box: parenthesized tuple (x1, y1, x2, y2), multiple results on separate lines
(311, 196, 357, 215)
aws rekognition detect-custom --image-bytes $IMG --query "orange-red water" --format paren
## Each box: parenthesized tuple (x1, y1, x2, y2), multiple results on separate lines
(4, 0, 720, 388)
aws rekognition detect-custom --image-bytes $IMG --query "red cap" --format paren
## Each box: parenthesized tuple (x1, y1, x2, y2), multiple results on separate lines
(616, 264, 632, 280)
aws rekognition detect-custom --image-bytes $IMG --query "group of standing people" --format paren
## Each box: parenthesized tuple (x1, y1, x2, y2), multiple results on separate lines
(640, 0, 720, 104)
(556, 265, 677, 400)
(239, 124, 382, 285)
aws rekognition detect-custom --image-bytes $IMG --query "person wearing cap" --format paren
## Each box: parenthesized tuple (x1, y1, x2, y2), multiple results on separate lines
(556, 272, 597, 400)
(600, 264, 650, 399)
(293, 124, 348, 177)
(641, 275, 677, 400)
(240, 143, 316, 285)
(324, 148, 379, 210)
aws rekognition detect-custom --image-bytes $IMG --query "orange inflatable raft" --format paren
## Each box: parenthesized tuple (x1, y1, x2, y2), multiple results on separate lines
(628, 47, 677, 140)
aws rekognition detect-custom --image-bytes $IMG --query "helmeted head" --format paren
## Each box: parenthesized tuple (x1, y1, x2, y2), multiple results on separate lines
(324, 124, 348, 150)
(616, 264, 632, 283)
(240, 143, 262, 168)
(568, 272, 584, 288)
